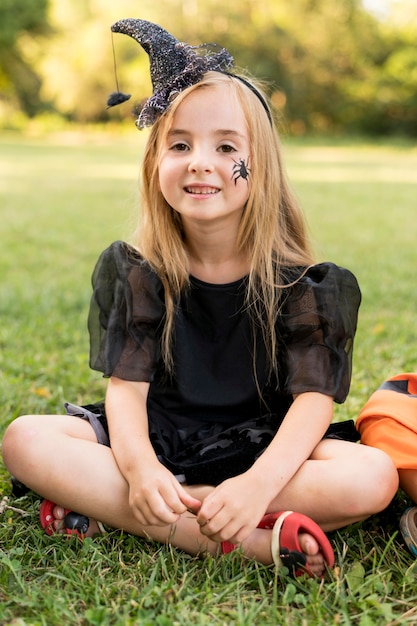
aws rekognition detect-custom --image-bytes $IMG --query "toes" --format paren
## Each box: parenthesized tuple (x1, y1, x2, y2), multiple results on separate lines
(298, 532, 320, 556)
(298, 532, 326, 575)
(52, 518, 66, 533)
(53, 505, 66, 520)
(46, 504, 99, 538)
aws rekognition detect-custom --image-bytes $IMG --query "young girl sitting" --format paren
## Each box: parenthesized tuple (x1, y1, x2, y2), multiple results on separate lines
(2, 18, 398, 578)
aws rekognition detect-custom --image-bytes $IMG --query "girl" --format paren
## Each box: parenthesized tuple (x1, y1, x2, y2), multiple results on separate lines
(2, 18, 398, 578)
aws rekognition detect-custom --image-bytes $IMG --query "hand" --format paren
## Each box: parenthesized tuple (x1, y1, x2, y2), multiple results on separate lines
(128, 461, 201, 526)
(196, 471, 271, 545)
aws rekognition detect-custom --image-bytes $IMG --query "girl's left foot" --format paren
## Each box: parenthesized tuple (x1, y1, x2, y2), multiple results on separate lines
(223, 510, 334, 577)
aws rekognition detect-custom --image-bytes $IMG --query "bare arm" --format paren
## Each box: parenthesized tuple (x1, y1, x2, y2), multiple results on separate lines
(197, 392, 334, 541)
(248, 392, 334, 494)
(105, 376, 201, 526)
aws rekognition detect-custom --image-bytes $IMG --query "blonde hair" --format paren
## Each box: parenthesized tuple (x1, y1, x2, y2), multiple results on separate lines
(136, 71, 315, 376)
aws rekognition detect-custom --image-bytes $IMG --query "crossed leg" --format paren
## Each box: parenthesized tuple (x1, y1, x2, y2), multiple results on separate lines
(2, 413, 398, 576)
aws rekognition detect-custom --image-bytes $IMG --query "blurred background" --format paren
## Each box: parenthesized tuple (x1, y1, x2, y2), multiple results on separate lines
(1, 0, 416, 137)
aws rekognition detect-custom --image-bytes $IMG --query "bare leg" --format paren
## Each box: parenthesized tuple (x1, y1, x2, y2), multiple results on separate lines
(185, 485, 326, 573)
(46, 497, 324, 573)
(265, 439, 399, 531)
(185, 444, 398, 572)
(2, 415, 397, 575)
(185, 440, 398, 534)
(2, 415, 218, 550)
(2, 414, 328, 572)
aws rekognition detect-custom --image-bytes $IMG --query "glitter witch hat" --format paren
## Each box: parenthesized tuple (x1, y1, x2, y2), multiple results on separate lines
(107, 18, 234, 129)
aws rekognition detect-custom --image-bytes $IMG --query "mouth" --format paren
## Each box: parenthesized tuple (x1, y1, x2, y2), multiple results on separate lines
(184, 185, 220, 195)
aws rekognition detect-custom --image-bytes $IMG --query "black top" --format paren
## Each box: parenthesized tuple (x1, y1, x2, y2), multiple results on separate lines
(88, 241, 361, 430)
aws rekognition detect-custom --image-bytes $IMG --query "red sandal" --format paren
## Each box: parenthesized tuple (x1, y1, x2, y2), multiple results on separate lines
(39, 499, 105, 538)
(221, 510, 334, 577)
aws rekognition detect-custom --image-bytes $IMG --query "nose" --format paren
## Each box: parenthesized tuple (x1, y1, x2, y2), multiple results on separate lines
(187, 148, 214, 174)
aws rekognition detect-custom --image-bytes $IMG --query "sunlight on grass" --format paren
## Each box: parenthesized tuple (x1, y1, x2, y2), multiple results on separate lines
(286, 145, 417, 183)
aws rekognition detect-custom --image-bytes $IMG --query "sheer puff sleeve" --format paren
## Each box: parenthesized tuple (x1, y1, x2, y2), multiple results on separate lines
(88, 241, 165, 381)
(280, 263, 361, 403)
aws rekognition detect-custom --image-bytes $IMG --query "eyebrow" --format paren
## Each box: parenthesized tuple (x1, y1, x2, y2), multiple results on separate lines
(167, 128, 246, 139)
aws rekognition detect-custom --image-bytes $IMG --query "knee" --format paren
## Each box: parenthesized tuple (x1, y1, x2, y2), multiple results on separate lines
(2, 415, 40, 477)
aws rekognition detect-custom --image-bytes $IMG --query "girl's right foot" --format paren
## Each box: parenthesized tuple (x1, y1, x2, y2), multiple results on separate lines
(40, 499, 104, 538)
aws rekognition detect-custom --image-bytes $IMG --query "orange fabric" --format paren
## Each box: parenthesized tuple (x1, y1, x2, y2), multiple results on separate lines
(357, 373, 417, 470)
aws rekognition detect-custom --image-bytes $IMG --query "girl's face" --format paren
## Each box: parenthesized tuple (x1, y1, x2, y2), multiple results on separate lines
(158, 84, 251, 232)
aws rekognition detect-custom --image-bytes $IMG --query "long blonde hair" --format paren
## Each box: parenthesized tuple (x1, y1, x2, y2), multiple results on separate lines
(136, 71, 315, 376)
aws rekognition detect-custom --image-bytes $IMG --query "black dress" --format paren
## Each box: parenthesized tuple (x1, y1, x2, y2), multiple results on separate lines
(72, 241, 360, 485)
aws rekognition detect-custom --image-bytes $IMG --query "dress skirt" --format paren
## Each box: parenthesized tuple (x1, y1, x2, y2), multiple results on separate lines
(65, 401, 359, 486)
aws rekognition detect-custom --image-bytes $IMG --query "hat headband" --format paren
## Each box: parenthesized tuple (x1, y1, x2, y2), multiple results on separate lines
(108, 18, 271, 128)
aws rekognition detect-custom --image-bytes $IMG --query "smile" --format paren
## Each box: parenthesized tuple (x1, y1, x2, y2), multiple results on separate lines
(185, 186, 219, 195)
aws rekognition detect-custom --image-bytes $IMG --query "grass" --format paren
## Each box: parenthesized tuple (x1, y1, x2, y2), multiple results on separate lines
(1, 130, 417, 625)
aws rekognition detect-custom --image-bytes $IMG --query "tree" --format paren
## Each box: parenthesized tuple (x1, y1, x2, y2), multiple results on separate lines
(0, 0, 50, 117)
(1, 0, 416, 134)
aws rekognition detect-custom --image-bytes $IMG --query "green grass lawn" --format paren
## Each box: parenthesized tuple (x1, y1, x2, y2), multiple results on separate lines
(1, 131, 417, 625)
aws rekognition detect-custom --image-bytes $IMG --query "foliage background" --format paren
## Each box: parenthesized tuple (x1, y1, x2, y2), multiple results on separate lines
(1, 0, 417, 135)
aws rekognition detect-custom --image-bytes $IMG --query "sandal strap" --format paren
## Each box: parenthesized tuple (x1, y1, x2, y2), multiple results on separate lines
(278, 547, 307, 570)
(97, 521, 107, 534)
(270, 511, 293, 567)
(63, 511, 90, 535)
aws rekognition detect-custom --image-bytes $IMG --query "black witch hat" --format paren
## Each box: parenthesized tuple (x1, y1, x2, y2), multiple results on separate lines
(107, 18, 234, 129)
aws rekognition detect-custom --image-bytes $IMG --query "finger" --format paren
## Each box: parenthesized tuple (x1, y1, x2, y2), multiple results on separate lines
(131, 492, 180, 526)
(197, 497, 223, 526)
(199, 507, 256, 543)
(130, 503, 155, 526)
(176, 486, 202, 514)
(206, 521, 251, 545)
(141, 507, 181, 526)
(159, 493, 187, 516)
(153, 480, 202, 521)
(158, 481, 199, 517)
(198, 507, 234, 538)
(202, 520, 238, 541)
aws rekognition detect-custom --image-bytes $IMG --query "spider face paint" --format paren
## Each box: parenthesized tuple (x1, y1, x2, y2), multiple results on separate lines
(232, 157, 251, 185)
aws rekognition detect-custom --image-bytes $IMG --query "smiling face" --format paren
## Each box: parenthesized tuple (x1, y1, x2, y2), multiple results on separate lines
(158, 83, 251, 232)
